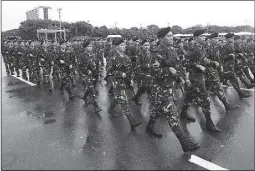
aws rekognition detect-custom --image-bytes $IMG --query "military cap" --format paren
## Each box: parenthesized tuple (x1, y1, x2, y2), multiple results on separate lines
(208, 33, 219, 39)
(247, 38, 253, 42)
(112, 38, 124, 46)
(140, 39, 150, 45)
(157, 27, 171, 38)
(40, 40, 46, 45)
(234, 35, 241, 40)
(225, 33, 235, 39)
(132, 36, 139, 41)
(83, 40, 91, 48)
(188, 37, 194, 42)
(193, 29, 205, 37)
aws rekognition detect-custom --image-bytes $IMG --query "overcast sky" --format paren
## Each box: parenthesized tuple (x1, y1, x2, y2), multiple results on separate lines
(2, 1, 254, 31)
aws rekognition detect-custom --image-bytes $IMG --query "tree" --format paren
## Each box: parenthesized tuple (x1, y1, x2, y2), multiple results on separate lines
(171, 25, 182, 34)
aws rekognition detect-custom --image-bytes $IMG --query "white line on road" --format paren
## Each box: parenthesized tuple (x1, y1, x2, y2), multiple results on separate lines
(189, 155, 228, 170)
(11, 75, 36, 86)
(223, 85, 255, 92)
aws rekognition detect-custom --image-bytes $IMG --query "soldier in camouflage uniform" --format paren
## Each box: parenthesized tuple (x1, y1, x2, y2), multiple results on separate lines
(12, 40, 21, 77)
(7, 41, 15, 75)
(55, 42, 75, 100)
(79, 40, 102, 114)
(132, 39, 153, 105)
(2, 41, 11, 75)
(36, 40, 50, 87)
(146, 27, 200, 153)
(234, 36, 255, 88)
(107, 38, 141, 131)
(125, 36, 141, 88)
(180, 29, 221, 132)
(17, 41, 29, 80)
(27, 41, 38, 83)
(241, 38, 254, 83)
(65, 41, 77, 88)
(205, 33, 239, 111)
(220, 33, 251, 98)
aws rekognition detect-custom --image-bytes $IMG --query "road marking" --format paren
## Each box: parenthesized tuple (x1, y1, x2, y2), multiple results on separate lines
(189, 155, 228, 170)
(11, 75, 36, 86)
(223, 85, 255, 92)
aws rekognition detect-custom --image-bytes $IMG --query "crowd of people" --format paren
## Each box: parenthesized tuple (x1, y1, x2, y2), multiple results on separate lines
(1, 27, 255, 153)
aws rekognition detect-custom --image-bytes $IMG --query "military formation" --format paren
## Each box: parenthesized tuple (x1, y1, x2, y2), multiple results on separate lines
(1, 28, 255, 153)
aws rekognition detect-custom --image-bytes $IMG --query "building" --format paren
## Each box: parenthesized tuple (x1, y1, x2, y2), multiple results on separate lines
(26, 6, 52, 20)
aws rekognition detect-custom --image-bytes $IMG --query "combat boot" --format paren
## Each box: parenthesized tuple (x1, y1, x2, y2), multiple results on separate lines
(146, 118, 162, 138)
(246, 83, 255, 89)
(125, 113, 141, 131)
(238, 90, 251, 98)
(204, 111, 221, 132)
(132, 95, 142, 105)
(108, 104, 119, 117)
(172, 124, 200, 152)
(220, 96, 239, 111)
(180, 107, 196, 122)
(93, 102, 102, 114)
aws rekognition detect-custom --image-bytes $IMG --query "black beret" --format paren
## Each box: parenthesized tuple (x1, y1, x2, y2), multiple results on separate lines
(208, 33, 219, 39)
(188, 37, 194, 42)
(83, 40, 91, 48)
(225, 33, 235, 39)
(157, 27, 171, 38)
(193, 29, 205, 36)
(40, 40, 46, 45)
(132, 36, 139, 41)
(112, 38, 124, 46)
(7, 41, 11, 43)
(234, 35, 241, 40)
(140, 39, 150, 45)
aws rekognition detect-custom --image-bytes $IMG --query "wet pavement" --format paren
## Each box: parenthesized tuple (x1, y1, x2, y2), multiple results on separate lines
(1, 61, 254, 170)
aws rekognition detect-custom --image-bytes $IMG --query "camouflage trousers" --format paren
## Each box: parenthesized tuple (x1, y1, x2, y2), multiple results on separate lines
(243, 67, 254, 83)
(205, 69, 225, 100)
(135, 75, 153, 97)
(148, 84, 179, 128)
(59, 72, 73, 96)
(28, 65, 38, 83)
(236, 70, 252, 88)
(182, 75, 211, 115)
(82, 76, 99, 105)
(109, 80, 132, 117)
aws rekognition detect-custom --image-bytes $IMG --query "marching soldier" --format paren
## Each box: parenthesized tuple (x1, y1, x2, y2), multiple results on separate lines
(206, 33, 239, 111)
(132, 39, 153, 105)
(180, 29, 221, 132)
(55, 42, 75, 100)
(79, 40, 102, 114)
(220, 33, 251, 98)
(107, 38, 142, 131)
(146, 27, 200, 153)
